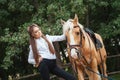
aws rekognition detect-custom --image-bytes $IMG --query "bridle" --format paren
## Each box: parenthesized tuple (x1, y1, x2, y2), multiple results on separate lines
(67, 43, 83, 59)
(66, 25, 92, 65)
(67, 26, 112, 80)
(67, 25, 84, 59)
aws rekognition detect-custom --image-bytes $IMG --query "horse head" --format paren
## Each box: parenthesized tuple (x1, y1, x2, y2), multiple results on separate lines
(61, 14, 85, 60)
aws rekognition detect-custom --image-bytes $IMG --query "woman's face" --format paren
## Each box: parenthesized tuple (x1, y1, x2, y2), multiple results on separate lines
(32, 27, 42, 39)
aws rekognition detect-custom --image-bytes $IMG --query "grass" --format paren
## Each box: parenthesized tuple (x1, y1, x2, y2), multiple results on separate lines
(109, 73, 120, 80)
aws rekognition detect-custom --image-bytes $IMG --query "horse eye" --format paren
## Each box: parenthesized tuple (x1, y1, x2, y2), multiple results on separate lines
(76, 32, 80, 35)
(74, 25, 79, 28)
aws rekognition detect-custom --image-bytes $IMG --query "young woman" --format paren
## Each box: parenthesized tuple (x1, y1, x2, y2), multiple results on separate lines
(27, 24, 76, 80)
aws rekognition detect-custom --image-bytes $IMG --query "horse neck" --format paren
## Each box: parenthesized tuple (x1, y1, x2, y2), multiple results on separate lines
(83, 31, 95, 50)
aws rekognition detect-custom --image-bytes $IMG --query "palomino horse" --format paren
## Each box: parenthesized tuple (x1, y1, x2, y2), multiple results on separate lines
(61, 14, 108, 80)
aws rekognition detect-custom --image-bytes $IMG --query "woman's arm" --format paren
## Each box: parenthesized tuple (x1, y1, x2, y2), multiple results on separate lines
(28, 45, 43, 67)
(46, 34, 66, 42)
(28, 46, 36, 65)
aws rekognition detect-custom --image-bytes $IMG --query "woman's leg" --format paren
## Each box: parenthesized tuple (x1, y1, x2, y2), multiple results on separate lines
(38, 60, 50, 80)
(51, 65, 76, 80)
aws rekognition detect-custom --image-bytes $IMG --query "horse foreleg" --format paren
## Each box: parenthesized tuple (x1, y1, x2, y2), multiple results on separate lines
(91, 58, 101, 80)
(85, 68, 93, 80)
(99, 49, 108, 80)
(77, 67, 84, 80)
(85, 68, 101, 80)
(100, 61, 108, 80)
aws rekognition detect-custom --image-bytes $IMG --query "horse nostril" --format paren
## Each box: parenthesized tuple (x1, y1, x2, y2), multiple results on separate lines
(70, 49, 78, 59)
(77, 51, 80, 58)
(75, 49, 82, 59)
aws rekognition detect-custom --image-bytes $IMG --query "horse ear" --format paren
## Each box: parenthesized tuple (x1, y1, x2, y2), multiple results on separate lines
(74, 14, 78, 22)
(61, 19, 65, 25)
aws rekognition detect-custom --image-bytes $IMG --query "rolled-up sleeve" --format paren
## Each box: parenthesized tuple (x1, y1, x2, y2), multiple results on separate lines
(46, 34, 66, 42)
(28, 46, 36, 65)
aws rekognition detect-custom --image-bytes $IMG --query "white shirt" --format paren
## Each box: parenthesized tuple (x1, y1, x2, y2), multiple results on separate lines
(28, 34, 66, 65)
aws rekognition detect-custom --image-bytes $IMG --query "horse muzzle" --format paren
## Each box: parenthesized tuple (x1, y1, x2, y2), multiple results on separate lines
(70, 48, 81, 59)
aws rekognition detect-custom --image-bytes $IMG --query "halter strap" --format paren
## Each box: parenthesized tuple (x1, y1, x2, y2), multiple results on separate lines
(67, 43, 82, 49)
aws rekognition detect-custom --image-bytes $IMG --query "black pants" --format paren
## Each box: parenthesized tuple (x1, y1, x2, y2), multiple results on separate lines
(38, 59, 76, 80)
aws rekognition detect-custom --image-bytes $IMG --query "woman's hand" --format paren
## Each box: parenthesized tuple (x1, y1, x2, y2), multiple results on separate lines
(34, 56, 43, 67)
(38, 56, 43, 63)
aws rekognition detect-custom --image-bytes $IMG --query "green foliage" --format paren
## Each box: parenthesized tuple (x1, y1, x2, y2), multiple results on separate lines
(0, 25, 28, 69)
(8, 0, 34, 12)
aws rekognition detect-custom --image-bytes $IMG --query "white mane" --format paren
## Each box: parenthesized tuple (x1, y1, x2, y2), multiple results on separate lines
(62, 19, 84, 34)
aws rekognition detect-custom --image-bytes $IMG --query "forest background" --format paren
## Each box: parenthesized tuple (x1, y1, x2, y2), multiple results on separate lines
(0, 0, 120, 79)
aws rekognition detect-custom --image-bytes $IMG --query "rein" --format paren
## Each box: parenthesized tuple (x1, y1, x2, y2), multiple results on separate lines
(66, 27, 93, 75)
(67, 28, 92, 65)
(67, 28, 112, 80)
(67, 31, 112, 80)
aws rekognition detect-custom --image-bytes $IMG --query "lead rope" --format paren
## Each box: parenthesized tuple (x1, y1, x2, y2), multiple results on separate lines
(86, 30, 105, 79)
(84, 33, 113, 80)
(78, 59, 113, 80)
